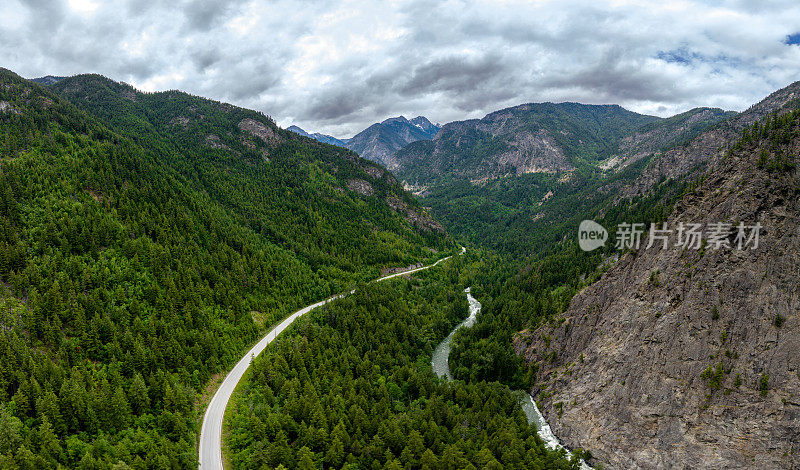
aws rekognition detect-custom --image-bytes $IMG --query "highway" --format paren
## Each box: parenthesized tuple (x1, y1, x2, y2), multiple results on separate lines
(198, 248, 463, 469)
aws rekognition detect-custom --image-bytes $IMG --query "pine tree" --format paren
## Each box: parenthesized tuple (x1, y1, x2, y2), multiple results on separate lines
(296, 446, 316, 470)
(128, 373, 149, 415)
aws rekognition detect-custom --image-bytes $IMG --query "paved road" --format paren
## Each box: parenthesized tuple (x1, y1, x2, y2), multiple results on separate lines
(198, 248, 463, 469)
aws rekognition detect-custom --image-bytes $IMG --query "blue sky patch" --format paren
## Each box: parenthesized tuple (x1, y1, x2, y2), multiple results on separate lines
(785, 33, 800, 45)
(657, 48, 701, 65)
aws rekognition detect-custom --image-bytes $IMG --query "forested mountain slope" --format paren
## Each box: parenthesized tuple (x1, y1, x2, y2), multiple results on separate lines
(0, 68, 451, 468)
(600, 107, 734, 170)
(517, 100, 800, 468)
(394, 102, 662, 189)
(49, 74, 449, 268)
(621, 80, 800, 198)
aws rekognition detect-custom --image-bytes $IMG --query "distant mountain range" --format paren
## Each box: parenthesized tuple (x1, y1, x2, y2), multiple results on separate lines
(392, 102, 732, 190)
(30, 75, 66, 85)
(288, 115, 440, 167)
(286, 125, 348, 147)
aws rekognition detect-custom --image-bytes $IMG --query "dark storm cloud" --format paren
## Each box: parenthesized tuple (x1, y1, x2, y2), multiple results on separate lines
(190, 48, 222, 72)
(305, 89, 367, 121)
(2, 0, 800, 137)
(397, 54, 510, 96)
(182, 0, 246, 32)
(539, 49, 690, 103)
(20, 0, 66, 31)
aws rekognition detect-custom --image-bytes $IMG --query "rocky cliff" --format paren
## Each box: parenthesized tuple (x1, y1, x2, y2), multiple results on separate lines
(393, 102, 660, 188)
(515, 108, 800, 469)
(601, 107, 733, 171)
(622, 82, 800, 198)
(345, 115, 440, 168)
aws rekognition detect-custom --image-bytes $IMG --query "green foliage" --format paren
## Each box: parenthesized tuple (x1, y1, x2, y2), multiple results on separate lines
(227, 264, 576, 469)
(423, 151, 684, 257)
(738, 109, 800, 173)
(701, 363, 725, 392)
(648, 270, 661, 287)
(445, 170, 689, 386)
(759, 374, 769, 397)
(0, 68, 451, 467)
(397, 102, 661, 188)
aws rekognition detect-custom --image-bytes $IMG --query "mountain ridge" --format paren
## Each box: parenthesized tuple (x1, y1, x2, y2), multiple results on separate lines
(0, 67, 453, 467)
(289, 115, 441, 167)
(515, 81, 800, 469)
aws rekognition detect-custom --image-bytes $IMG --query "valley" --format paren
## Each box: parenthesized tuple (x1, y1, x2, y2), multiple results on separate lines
(1, 60, 799, 470)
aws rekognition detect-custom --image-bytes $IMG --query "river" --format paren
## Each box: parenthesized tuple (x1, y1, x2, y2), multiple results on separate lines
(431, 287, 591, 470)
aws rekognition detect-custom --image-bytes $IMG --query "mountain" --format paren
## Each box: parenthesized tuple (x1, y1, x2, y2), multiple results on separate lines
(621, 81, 800, 198)
(344, 115, 440, 168)
(394, 102, 663, 189)
(286, 116, 440, 167)
(515, 83, 800, 469)
(599, 107, 735, 171)
(404, 101, 736, 258)
(287, 125, 348, 147)
(30, 75, 66, 85)
(0, 68, 452, 467)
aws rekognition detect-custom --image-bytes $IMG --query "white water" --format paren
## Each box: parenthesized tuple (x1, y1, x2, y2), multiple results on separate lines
(431, 287, 591, 470)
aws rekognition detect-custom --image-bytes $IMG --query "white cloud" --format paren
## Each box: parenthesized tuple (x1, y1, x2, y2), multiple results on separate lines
(3, 0, 800, 136)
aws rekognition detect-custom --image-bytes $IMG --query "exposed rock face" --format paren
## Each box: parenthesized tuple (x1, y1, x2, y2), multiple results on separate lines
(380, 262, 423, 276)
(120, 89, 137, 101)
(386, 194, 445, 233)
(345, 116, 440, 168)
(363, 164, 384, 179)
(622, 82, 800, 198)
(238, 118, 283, 146)
(287, 116, 440, 167)
(170, 116, 190, 128)
(346, 178, 374, 196)
(393, 102, 657, 187)
(601, 108, 733, 171)
(205, 134, 229, 150)
(493, 127, 570, 175)
(0, 100, 20, 114)
(515, 111, 800, 469)
(30, 75, 66, 86)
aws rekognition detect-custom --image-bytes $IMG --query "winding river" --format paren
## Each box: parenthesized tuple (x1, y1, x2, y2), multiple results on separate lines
(431, 288, 591, 470)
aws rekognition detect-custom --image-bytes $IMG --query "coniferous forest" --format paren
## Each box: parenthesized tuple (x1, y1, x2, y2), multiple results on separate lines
(5, 1, 800, 468)
(227, 260, 578, 469)
(0, 68, 454, 468)
(3, 21, 800, 467)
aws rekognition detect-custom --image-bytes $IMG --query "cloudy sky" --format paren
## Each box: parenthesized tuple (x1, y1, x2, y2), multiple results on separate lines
(3, 0, 800, 137)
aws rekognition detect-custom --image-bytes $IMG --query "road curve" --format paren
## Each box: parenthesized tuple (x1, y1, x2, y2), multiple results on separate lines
(198, 247, 464, 469)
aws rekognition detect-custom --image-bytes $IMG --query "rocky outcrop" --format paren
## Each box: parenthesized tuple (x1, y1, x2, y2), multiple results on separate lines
(205, 134, 229, 150)
(346, 178, 374, 196)
(601, 108, 732, 171)
(0, 101, 20, 114)
(621, 81, 800, 198)
(363, 164, 384, 179)
(238, 118, 284, 146)
(516, 110, 800, 469)
(386, 194, 445, 233)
